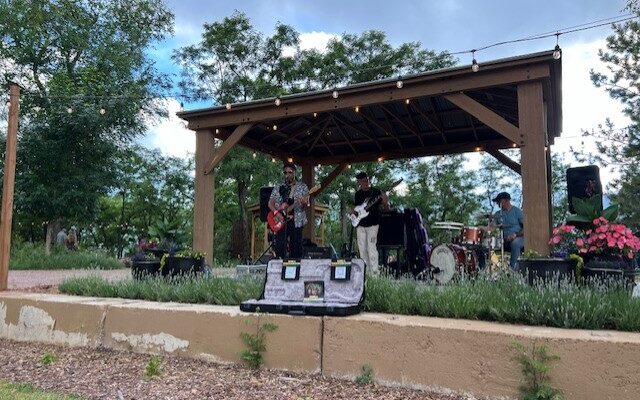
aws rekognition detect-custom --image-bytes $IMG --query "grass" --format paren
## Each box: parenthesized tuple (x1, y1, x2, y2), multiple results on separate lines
(10, 242, 124, 270)
(40, 352, 57, 365)
(59, 275, 263, 305)
(145, 355, 162, 378)
(0, 382, 82, 399)
(58, 273, 640, 332)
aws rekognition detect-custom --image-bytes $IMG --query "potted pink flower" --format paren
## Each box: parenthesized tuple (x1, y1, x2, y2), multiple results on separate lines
(577, 217, 640, 273)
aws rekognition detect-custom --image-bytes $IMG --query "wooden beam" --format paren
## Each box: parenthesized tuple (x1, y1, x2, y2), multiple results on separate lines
(380, 104, 422, 145)
(315, 138, 512, 165)
(332, 113, 383, 151)
(204, 123, 253, 174)
(399, 102, 425, 146)
(486, 148, 521, 175)
(316, 163, 348, 196)
(330, 116, 358, 154)
(183, 63, 551, 130)
(0, 83, 20, 291)
(193, 129, 216, 266)
(444, 92, 520, 145)
(518, 81, 551, 255)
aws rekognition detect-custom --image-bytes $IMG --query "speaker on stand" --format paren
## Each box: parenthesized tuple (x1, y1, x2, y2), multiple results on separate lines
(566, 166, 602, 213)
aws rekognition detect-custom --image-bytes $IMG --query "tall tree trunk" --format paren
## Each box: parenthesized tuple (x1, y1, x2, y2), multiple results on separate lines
(237, 179, 249, 261)
(340, 197, 349, 243)
(45, 217, 65, 255)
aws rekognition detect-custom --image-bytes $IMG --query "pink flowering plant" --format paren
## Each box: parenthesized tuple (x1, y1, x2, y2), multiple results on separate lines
(550, 217, 640, 262)
(576, 217, 640, 260)
(548, 224, 583, 257)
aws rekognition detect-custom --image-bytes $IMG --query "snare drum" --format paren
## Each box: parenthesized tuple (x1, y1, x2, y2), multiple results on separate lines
(461, 226, 484, 245)
(430, 244, 478, 284)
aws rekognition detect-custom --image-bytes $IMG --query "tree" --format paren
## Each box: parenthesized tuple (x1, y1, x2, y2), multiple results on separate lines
(0, 0, 174, 251)
(575, 0, 640, 229)
(173, 11, 456, 259)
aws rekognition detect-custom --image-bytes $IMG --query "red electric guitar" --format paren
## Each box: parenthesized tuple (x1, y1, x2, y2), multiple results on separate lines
(267, 185, 320, 233)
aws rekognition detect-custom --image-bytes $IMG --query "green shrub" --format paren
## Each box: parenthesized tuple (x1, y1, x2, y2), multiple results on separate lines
(10, 242, 123, 270)
(355, 364, 374, 385)
(58, 273, 640, 332)
(513, 341, 564, 400)
(239, 318, 278, 369)
(40, 352, 57, 365)
(145, 355, 162, 378)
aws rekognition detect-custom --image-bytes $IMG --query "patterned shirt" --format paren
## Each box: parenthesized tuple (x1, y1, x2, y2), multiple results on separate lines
(270, 181, 309, 228)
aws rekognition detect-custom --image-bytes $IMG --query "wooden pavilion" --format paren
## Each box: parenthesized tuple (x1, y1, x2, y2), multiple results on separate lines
(178, 50, 562, 265)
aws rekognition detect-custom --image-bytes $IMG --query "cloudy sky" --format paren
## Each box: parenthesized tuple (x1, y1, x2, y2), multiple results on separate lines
(145, 0, 632, 186)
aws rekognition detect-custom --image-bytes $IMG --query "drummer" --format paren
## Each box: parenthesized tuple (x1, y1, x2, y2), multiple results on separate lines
(490, 192, 524, 270)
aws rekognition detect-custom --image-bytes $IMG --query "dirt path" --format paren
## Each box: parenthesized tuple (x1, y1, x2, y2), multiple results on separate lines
(0, 339, 477, 400)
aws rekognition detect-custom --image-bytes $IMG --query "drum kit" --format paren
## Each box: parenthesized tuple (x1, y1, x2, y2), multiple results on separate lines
(429, 216, 508, 284)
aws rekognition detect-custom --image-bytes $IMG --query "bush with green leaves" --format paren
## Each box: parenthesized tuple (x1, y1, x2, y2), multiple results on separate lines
(239, 318, 278, 369)
(145, 355, 162, 378)
(59, 273, 640, 332)
(512, 341, 564, 400)
(10, 242, 123, 270)
(355, 364, 375, 385)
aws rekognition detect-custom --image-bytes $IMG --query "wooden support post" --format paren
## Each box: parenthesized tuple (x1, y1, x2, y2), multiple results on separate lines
(193, 129, 216, 266)
(301, 163, 315, 240)
(518, 82, 551, 255)
(0, 83, 20, 291)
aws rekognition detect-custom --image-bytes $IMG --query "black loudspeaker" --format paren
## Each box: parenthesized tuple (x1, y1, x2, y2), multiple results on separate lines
(302, 246, 333, 259)
(377, 211, 406, 247)
(259, 187, 274, 222)
(566, 166, 602, 214)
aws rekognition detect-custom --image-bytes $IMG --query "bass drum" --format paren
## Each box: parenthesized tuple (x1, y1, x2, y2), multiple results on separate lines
(430, 244, 477, 284)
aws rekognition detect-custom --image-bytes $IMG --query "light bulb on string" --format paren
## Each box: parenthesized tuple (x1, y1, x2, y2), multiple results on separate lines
(179, 102, 184, 112)
(396, 77, 403, 89)
(252, 152, 257, 158)
(99, 108, 106, 115)
(225, 103, 231, 110)
(553, 33, 562, 60)
(67, 107, 73, 114)
(471, 50, 480, 72)
(274, 97, 281, 106)
(332, 90, 339, 99)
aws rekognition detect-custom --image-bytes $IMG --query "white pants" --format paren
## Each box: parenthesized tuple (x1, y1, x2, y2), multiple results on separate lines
(356, 224, 379, 275)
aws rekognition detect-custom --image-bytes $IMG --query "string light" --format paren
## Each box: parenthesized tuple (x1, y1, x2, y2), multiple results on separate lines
(67, 107, 73, 114)
(215, 128, 219, 134)
(553, 33, 562, 60)
(354, 106, 360, 112)
(274, 97, 281, 106)
(332, 90, 339, 99)
(313, 112, 318, 117)
(471, 50, 479, 72)
(272, 124, 277, 130)
(377, 156, 384, 162)
(475, 146, 482, 152)
(225, 103, 231, 110)
(287, 157, 293, 163)
(396, 77, 403, 89)
(99, 108, 106, 115)
(271, 157, 276, 163)
(252, 152, 257, 158)
(405, 99, 410, 105)
(179, 102, 184, 111)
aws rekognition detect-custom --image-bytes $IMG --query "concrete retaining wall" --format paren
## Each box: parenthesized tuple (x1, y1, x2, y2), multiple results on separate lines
(2, 292, 639, 399)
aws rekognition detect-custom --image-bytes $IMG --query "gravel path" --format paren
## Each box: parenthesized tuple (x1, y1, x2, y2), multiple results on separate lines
(0, 339, 476, 400)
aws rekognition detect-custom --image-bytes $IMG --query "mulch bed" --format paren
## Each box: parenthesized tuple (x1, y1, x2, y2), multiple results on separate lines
(0, 339, 480, 400)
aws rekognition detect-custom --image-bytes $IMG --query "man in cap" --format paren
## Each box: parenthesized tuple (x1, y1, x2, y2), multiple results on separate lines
(492, 192, 524, 270)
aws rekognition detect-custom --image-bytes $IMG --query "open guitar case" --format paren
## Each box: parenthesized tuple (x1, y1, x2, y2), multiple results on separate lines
(240, 258, 366, 316)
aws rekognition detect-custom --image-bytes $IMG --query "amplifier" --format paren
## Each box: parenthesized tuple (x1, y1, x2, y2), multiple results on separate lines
(302, 246, 333, 259)
(378, 211, 406, 247)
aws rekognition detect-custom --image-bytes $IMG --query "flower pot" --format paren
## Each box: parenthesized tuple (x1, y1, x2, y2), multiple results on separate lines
(162, 256, 204, 278)
(131, 260, 161, 280)
(517, 257, 577, 285)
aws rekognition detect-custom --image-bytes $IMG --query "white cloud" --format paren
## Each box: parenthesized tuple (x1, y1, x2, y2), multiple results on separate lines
(282, 31, 337, 57)
(144, 98, 195, 158)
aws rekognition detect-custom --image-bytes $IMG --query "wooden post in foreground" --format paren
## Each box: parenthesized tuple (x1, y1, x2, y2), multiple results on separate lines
(0, 83, 20, 291)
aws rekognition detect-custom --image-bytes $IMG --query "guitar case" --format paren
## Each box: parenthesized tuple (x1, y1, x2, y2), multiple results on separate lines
(240, 258, 366, 316)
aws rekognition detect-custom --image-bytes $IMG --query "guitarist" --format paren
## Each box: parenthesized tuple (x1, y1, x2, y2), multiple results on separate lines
(268, 163, 309, 259)
(352, 172, 389, 275)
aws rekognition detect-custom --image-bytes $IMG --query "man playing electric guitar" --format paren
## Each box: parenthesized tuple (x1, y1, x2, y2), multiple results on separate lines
(350, 171, 389, 275)
(268, 162, 309, 259)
